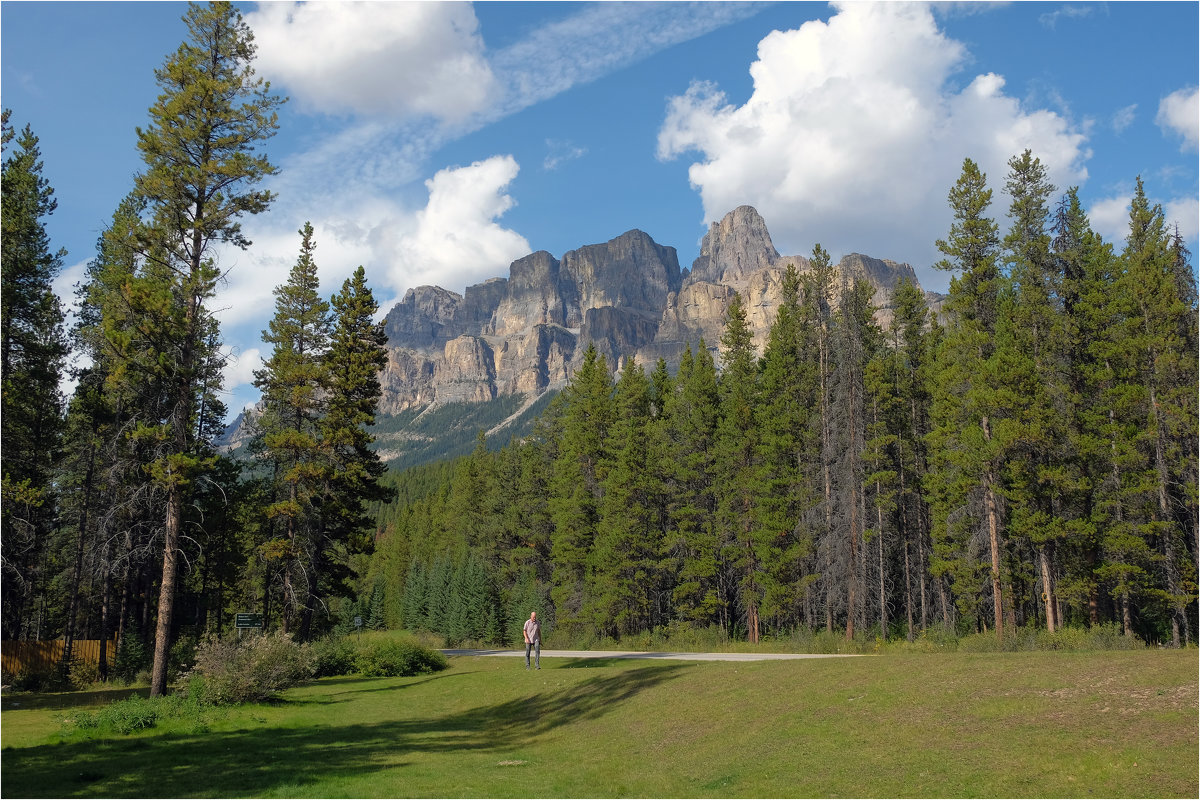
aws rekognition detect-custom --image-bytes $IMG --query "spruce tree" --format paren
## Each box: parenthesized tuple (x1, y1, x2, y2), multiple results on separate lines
(756, 263, 816, 629)
(592, 357, 655, 637)
(314, 264, 393, 637)
(714, 292, 766, 641)
(662, 344, 722, 628)
(548, 343, 613, 634)
(886, 278, 936, 635)
(998, 150, 1071, 632)
(1, 112, 68, 638)
(798, 244, 837, 631)
(926, 157, 1010, 637)
(1114, 179, 1198, 644)
(253, 222, 331, 634)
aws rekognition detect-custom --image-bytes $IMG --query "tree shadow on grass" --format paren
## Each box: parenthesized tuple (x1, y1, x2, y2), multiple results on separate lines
(289, 671, 478, 704)
(1, 686, 150, 712)
(1, 663, 689, 798)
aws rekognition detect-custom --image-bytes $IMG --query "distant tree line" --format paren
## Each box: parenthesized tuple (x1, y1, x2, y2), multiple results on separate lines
(368, 152, 1197, 647)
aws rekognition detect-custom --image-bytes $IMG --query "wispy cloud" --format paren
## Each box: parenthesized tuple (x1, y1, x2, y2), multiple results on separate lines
(1038, 4, 1093, 30)
(543, 139, 588, 171)
(1112, 104, 1137, 134)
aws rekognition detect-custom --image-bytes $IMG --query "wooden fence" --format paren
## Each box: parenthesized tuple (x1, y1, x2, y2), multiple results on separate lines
(1, 639, 116, 676)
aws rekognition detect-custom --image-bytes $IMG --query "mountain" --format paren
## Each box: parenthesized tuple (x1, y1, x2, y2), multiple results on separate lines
(375, 204, 941, 415)
(220, 206, 943, 464)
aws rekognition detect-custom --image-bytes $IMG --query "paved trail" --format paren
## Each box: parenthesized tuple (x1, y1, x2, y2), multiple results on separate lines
(442, 649, 863, 661)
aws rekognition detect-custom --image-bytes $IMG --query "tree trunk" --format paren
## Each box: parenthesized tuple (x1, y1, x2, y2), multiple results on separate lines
(1039, 545, 1056, 633)
(150, 485, 182, 696)
(877, 494, 887, 638)
(981, 416, 1004, 640)
(904, 540, 914, 641)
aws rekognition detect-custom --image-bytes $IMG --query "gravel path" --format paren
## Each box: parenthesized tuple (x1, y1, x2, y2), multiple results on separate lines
(441, 648, 863, 661)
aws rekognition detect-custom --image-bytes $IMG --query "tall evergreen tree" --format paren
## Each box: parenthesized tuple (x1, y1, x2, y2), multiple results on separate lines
(105, 1, 285, 695)
(756, 263, 817, 629)
(1114, 179, 1198, 645)
(548, 343, 613, 633)
(798, 244, 837, 631)
(998, 150, 1071, 632)
(830, 278, 882, 639)
(886, 278, 937, 635)
(253, 223, 330, 635)
(926, 157, 1010, 637)
(312, 265, 393, 637)
(662, 344, 722, 628)
(1, 112, 68, 639)
(593, 357, 656, 636)
(714, 292, 766, 641)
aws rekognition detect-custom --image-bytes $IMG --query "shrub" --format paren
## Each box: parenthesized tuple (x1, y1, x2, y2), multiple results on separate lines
(190, 632, 311, 705)
(309, 635, 358, 678)
(68, 657, 101, 689)
(354, 638, 448, 678)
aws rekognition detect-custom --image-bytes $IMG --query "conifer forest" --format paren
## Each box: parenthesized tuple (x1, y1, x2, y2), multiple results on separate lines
(2, 4, 1197, 694)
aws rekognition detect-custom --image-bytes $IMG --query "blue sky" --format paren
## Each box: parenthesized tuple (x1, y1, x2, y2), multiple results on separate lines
(3, 1, 1197, 415)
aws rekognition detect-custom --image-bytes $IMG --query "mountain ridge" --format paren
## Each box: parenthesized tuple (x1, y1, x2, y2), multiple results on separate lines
(375, 204, 941, 415)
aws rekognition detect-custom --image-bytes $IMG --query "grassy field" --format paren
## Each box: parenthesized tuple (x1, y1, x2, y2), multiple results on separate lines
(1, 650, 1195, 798)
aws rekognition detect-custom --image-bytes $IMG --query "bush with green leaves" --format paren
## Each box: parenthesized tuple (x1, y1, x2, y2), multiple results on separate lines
(354, 638, 448, 678)
(309, 635, 358, 678)
(189, 631, 311, 705)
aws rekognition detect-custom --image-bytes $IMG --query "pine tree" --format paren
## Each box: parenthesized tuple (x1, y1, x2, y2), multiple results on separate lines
(1, 112, 68, 639)
(926, 157, 1010, 637)
(714, 292, 766, 642)
(314, 265, 393, 637)
(798, 244, 837, 631)
(662, 344, 722, 628)
(253, 222, 331, 635)
(1114, 179, 1198, 644)
(886, 278, 936, 635)
(756, 263, 816, 630)
(548, 343, 613, 634)
(592, 356, 655, 637)
(830, 278, 882, 639)
(118, 1, 284, 695)
(998, 150, 1072, 632)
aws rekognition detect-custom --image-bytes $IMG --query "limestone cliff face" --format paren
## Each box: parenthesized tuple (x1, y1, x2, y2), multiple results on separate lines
(372, 206, 935, 413)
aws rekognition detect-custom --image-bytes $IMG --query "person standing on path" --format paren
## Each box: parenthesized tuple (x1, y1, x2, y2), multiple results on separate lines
(523, 611, 541, 669)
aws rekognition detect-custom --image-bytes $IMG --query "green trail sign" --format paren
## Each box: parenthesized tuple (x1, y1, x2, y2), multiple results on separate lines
(235, 613, 263, 629)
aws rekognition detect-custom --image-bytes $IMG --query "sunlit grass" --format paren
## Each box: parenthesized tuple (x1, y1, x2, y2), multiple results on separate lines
(2, 650, 1195, 798)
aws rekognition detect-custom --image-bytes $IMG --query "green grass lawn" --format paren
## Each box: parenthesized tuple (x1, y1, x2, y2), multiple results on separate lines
(1, 650, 1195, 798)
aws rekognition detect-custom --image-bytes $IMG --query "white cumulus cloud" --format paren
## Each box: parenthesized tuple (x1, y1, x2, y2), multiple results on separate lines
(222, 347, 263, 393)
(1156, 87, 1199, 152)
(1163, 195, 1200, 242)
(657, 1, 1091, 280)
(1086, 191, 1198, 248)
(246, 1, 496, 122)
(1089, 193, 1132, 246)
(380, 155, 531, 299)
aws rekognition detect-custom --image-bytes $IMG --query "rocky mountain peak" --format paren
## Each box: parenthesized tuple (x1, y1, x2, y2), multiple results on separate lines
(688, 205, 780, 286)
